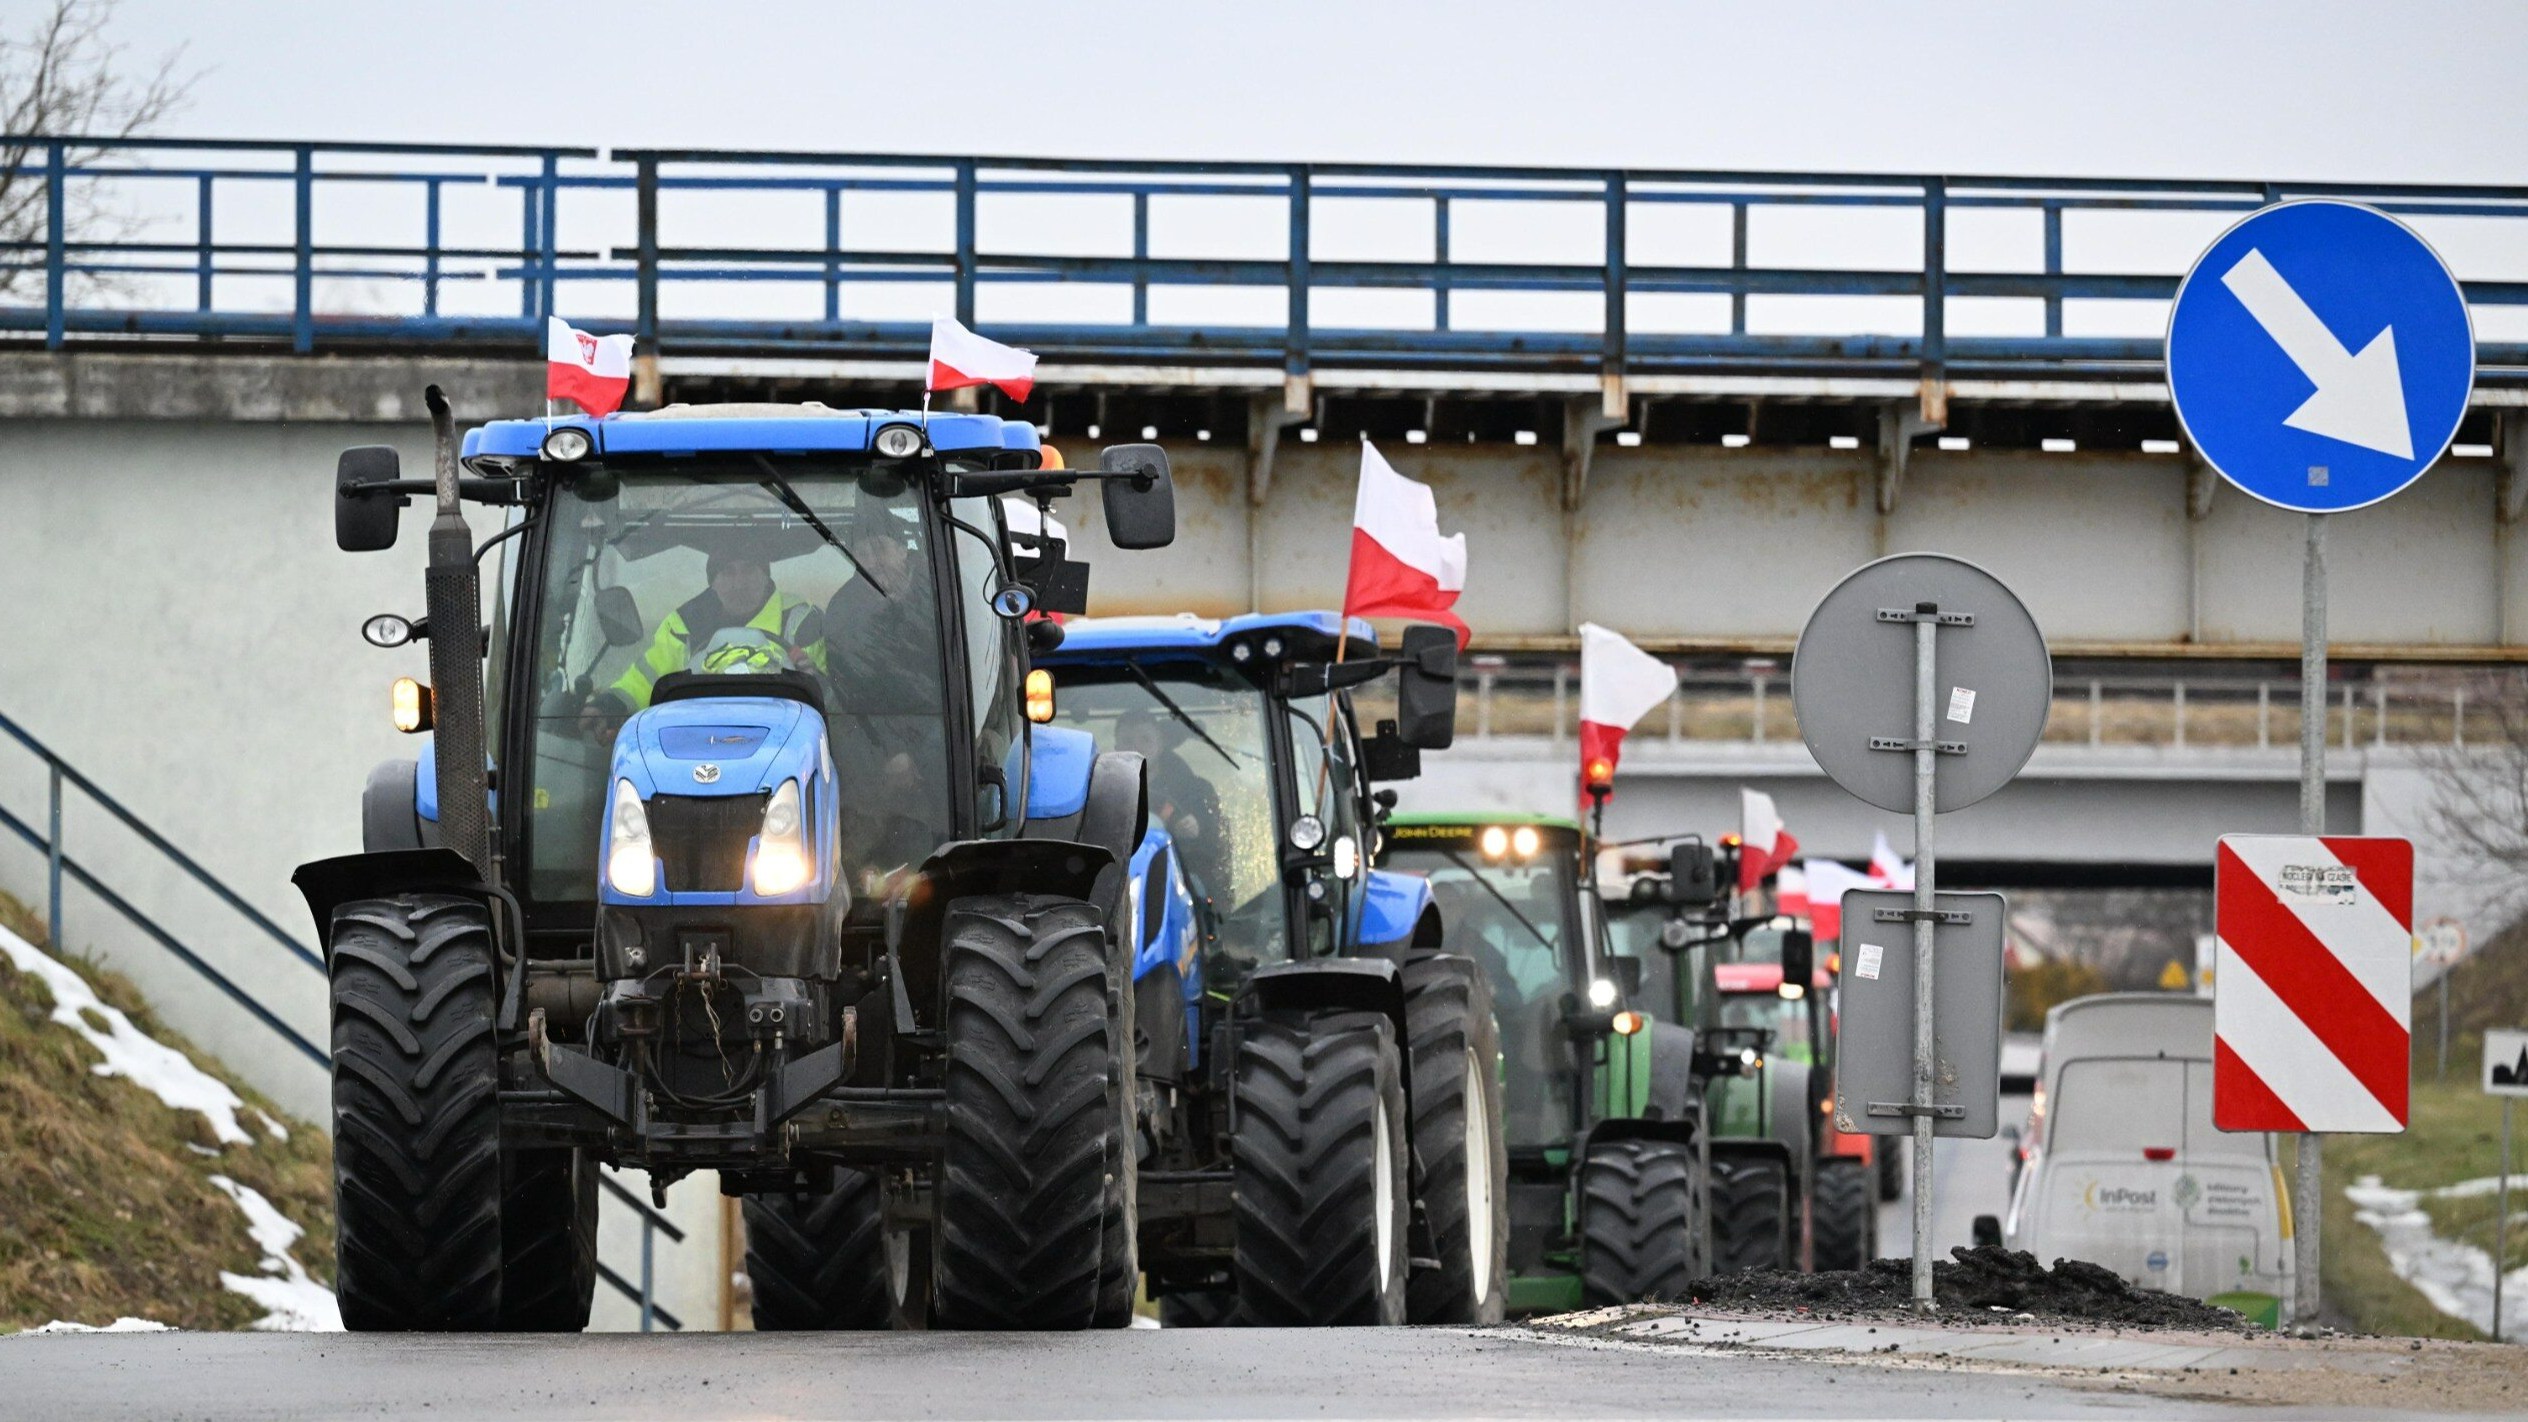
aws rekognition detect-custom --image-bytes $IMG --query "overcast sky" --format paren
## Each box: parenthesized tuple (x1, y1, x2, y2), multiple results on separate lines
(82, 0, 2528, 184)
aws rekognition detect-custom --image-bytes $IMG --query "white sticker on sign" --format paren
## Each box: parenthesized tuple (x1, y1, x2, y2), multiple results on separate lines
(1946, 686, 1977, 725)
(1855, 942, 1885, 981)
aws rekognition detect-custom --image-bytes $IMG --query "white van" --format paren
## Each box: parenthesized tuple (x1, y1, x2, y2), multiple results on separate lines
(1996, 994, 2293, 1327)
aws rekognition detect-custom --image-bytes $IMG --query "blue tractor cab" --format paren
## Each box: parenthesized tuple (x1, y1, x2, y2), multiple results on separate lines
(1035, 610, 1511, 1326)
(296, 396, 1179, 1333)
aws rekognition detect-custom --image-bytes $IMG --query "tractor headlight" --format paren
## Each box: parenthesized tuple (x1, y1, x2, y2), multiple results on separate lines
(1478, 825, 1510, 860)
(750, 779, 810, 896)
(1587, 977, 1618, 1009)
(1510, 825, 1541, 859)
(1778, 982, 1806, 1001)
(1331, 834, 1359, 881)
(873, 424, 926, 459)
(541, 427, 593, 462)
(1288, 814, 1327, 852)
(606, 779, 657, 897)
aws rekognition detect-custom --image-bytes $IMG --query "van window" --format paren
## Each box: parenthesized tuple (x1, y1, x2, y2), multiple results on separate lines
(2048, 1058, 2185, 1155)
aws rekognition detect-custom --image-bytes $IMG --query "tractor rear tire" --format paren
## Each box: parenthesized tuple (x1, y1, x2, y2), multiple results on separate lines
(931, 894, 1118, 1330)
(1401, 952, 1509, 1324)
(1157, 1288, 1237, 1327)
(1578, 1137, 1704, 1304)
(1811, 1157, 1876, 1272)
(1230, 1010, 1410, 1326)
(498, 1147, 598, 1331)
(743, 1169, 899, 1330)
(328, 893, 503, 1331)
(1709, 1153, 1793, 1274)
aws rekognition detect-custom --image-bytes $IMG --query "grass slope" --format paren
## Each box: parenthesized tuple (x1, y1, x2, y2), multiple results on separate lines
(0, 891, 332, 1331)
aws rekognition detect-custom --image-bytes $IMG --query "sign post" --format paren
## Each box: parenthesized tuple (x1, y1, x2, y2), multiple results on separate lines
(2169, 199, 2475, 1323)
(2485, 1029, 2528, 1341)
(1794, 553, 2051, 1312)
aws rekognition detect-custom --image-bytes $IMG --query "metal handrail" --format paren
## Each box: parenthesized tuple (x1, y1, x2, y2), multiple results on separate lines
(0, 704, 687, 1328)
(7, 135, 2528, 380)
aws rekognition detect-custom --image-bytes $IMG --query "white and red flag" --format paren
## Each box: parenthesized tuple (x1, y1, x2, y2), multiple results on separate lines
(1774, 864, 1810, 921)
(928, 317, 1038, 402)
(1343, 440, 1470, 646)
(1869, 829, 1915, 890)
(545, 317, 635, 417)
(1737, 787, 1800, 892)
(1577, 622, 1677, 796)
(1801, 858, 1877, 941)
(2212, 834, 2413, 1133)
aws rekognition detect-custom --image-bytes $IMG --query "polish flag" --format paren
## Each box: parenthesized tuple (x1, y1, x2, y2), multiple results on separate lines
(1802, 859, 1878, 941)
(928, 317, 1038, 402)
(1578, 622, 1678, 798)
(546, 317, 635, 416)
(1775, 864, 1810, 921)
(1343, 440, 1470, 646)
(1738, 787, 1800, 892)
(1869, 829, 1915, 890)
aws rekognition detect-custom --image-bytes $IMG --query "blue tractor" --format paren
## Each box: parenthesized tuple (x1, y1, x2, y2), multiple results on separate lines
(1038, 612, 1510, 1325)
(295, 393, 1177, 1331)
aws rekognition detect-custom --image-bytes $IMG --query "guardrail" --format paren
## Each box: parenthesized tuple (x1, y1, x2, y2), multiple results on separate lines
(1446, 662, 2496, 751)
(6, 136, 2528, 383)
(0, 705, 684, 1328)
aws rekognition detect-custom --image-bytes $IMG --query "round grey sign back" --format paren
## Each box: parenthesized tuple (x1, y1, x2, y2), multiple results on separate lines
(1792, 553, 2052, 814)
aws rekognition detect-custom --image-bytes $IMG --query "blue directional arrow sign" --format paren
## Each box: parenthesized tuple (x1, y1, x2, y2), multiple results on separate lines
(2167, 200, 2474, 513)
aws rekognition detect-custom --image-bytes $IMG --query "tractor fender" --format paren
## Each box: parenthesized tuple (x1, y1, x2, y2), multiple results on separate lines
(1706, 1134, 1796, 1175)
(1638, 1018, 1702, 1122)
(1579, 1114, 1697, 1152)
(1021, 737, 1147, 923)
(290, 847, 491, 961)
(361, 758, 437, 853)
(897, 837, 1119, 1016)
(1354, 868, 1438, 954)
(1237, 956, 1415, 1120)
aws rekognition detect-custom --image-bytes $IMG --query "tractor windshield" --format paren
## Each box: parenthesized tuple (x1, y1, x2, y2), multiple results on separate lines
(519, 461, 955, 906)
(1049, 660, 1284, 971)
(1381, 833, 1581, 1151)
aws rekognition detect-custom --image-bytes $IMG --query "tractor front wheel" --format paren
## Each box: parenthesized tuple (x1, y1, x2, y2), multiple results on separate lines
(1230, 1010, 1409, 1325)
(1578, 1137, 1704, 1304)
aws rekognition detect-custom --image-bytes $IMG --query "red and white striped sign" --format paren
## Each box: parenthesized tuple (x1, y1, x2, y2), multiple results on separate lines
(2213, 834, 2412, 1134)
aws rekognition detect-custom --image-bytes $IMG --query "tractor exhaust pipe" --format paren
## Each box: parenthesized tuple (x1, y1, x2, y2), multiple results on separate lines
(422, 385, 493, 877)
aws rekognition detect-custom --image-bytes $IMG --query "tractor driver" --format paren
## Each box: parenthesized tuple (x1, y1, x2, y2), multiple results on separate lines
(1114, 709, 1227, 906)
(587, 543, 823, 728)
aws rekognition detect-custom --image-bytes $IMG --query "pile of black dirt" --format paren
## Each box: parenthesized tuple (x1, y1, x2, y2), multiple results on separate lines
(1683, 1246, 2253, 1331)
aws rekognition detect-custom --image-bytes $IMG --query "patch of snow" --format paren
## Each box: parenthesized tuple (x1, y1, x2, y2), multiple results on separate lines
(184, 1143, 220, 1157)
(2416, 1172, 2528, 1202)
(1129, 1313, 1162, 1329)
(252, 1109, 290, 1144)
(18, 1317, 172, 1334)
(0, 925, 248, 1145)
(206, 1176, 340, 1332)
(2346, 1173, 2525, 1342)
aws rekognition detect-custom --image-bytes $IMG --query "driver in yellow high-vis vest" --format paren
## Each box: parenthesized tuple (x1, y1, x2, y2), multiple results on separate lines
(591, 547, 822, 720)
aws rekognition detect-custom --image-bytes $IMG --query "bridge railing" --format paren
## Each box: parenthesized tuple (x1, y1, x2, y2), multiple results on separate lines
(7, 136, 2528, 382)
(0, 704, 685, 1328)
(1436, 662, 2501, 753)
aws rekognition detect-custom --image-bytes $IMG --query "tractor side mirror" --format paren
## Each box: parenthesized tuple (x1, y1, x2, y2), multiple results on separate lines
(335, 445, 407, 552)
(1393, 625, 1458, 750)
(1360, 720, 1421, 782)
(594, 586, 644, 649)
(1668, 839, 1720, 905)
(1779, 928, 1815, 991)
(1098, 443, 1176, 550)
(1608, 954, 1644, 996)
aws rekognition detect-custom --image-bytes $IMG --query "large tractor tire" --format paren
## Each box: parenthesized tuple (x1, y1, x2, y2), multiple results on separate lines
(1230, 1010, 1410, 1326)
(498, 1148, 598, 1331)
(931, 894, 1119, 1330)
(1157, 1289, 1237, 1327)
(328, 893, 503, 1331)
(1092, 913, 1142, 1328)
(1811, 1157, 1877, 1272)
(743, 1169, 901, 1330)
(1709, 1152, 1793, 1274)
(1578, 1137, 1703, 1305)
(1401, 952, 1509, 1324)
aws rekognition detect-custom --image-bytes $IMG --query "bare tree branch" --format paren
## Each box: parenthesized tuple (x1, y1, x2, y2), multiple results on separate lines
(0, 0, 194, 299)
(2421, 668, 2528, 922)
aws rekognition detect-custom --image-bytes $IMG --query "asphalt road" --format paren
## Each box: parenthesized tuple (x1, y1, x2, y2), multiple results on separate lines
(0, 1324, 2464, 1422)
(1880, 1093, 2030, 1262)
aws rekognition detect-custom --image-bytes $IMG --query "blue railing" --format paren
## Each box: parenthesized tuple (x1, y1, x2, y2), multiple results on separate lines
(6, 136, 2528, 383)
(0, 704, 683, 1329)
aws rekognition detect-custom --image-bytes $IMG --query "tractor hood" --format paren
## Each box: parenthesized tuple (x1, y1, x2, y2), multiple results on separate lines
(611, 696, 827, 800)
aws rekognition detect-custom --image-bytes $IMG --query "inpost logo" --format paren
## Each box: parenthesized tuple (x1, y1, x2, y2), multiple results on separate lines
(2081, 1180, 2158, 1212)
